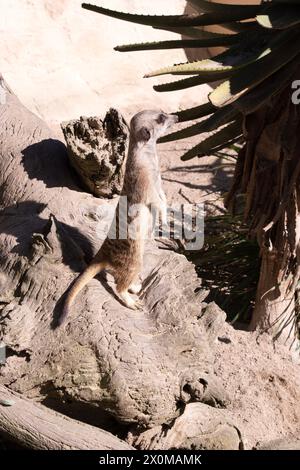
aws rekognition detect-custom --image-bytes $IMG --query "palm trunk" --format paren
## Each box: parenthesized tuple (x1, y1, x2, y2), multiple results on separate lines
(251, 253, 299, 358)
(226, 82, 300, 358)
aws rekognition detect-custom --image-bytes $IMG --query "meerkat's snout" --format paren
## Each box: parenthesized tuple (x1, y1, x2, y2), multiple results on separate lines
(163, 113, 178, 130)
(167, 113, 179, 125)
(153, 111, 178, 139)
(160, 111, 178, 126)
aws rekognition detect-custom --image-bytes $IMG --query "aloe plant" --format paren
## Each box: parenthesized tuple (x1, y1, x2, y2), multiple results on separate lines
(82, 1, 300, 157)
(82, 1, 300, 355)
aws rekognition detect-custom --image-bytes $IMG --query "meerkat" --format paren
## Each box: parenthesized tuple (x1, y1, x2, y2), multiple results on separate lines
(58, 110, 178, 325)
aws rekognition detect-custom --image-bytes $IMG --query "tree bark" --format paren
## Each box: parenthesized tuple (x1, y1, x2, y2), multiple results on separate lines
(0, 384, 133, 450)
(226, 81, 300, 357)
(250, 254, 298, 355)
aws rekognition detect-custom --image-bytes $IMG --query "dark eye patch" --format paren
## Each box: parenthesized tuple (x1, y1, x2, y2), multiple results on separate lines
(157, 114, 167, 124)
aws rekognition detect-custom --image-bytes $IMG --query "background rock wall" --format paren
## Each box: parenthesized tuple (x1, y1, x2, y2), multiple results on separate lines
(0, 0, 203, 125)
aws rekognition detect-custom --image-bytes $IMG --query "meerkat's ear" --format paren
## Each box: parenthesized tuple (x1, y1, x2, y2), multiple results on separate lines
(138, 127, 151, 142)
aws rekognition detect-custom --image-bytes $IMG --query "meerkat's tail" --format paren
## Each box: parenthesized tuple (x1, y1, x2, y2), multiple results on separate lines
(58, 261, 105, 326)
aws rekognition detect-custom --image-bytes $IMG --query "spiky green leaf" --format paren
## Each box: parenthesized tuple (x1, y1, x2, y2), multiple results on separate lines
(159, 105, 239, 143)
(222, 21, 260, 32)
(145, 58, 234, 77)
(181, 120, 243, 161)
(115, 34, 239, 52)
(210, 30, 300, 107)
(234, 54, 300, 114)
(176, 102, 216, 123)
(153, 74, 229, 93)
(82, 3, 262, 28)
(257, 4, 300, 29)
(146, 32, 270, 77)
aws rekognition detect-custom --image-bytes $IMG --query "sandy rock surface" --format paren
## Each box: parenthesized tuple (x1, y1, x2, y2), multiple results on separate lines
(0, 0, 227, 210)
(0, 0, 208, 124)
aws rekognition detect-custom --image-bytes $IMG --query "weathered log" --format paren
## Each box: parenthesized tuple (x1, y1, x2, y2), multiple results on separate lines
(0, 384, 133, 450)
(61, 111, 129, 198)
(0, 74, 229, 431)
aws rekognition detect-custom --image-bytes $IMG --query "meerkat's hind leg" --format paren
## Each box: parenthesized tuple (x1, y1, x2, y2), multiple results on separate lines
(118, 290, 144, 310)
(116, 276, 143, 310)
(128, 279, 142, 295)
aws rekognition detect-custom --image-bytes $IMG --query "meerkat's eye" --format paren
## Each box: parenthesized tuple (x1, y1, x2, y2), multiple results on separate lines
(157, 114, 167, 125)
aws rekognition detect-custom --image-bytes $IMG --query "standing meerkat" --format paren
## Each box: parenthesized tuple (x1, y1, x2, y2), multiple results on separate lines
(59, 110, 178, 325)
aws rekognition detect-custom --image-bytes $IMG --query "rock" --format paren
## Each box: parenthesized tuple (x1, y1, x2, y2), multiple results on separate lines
(256, 437, 300, 451)
(128, 403, 243, 450)
(0, 0, 201, 125)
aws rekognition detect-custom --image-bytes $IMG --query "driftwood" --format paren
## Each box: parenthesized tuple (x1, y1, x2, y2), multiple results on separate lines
(61, 110, 128, 198)
(0, 384, 133, 450)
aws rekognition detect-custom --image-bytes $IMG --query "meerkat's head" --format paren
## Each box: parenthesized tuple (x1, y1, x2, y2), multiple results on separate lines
(130, 110, 178, 144)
